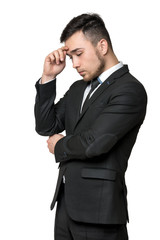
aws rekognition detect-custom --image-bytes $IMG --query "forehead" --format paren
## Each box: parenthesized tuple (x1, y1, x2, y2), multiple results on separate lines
(65, 31, 93, 53)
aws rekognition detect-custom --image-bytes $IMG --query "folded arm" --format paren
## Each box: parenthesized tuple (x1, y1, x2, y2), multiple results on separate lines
(54, 83, 147, 162)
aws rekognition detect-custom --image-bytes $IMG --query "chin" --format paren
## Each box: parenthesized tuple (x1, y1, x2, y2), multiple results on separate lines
(83, 75, 92, 82)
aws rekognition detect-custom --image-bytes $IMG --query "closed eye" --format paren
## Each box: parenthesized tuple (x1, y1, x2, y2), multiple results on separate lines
(68, 52, 82, 60)
(77, 53, 82, 56)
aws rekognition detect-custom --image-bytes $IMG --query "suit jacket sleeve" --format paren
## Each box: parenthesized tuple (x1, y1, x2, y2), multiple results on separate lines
(34, 79, 67, 136)
(54, 81, 147, 162)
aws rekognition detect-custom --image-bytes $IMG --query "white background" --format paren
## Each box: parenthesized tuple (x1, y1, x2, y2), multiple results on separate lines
(0, 0, 159, 239)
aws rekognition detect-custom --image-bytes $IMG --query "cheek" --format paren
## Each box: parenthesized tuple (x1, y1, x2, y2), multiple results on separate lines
(85, 55, 96, 69)
(88, 59, 100, 73)
(82, 50, 100, 73)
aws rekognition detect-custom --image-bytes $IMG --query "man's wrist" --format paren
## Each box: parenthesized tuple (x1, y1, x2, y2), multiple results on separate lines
(41, 74, 56, 84)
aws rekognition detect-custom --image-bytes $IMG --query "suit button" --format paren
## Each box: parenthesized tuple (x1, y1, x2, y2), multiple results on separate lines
(63, 152, 67, 157)
(63, 176, 65, 183)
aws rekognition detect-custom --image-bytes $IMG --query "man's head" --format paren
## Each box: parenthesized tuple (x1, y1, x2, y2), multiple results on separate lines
(60, 13, 113, 51)
(60, 13, 117, 81)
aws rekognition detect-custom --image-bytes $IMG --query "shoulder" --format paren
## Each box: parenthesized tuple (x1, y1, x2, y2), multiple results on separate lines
(69, 79, 85, 89)
(67, 79, 87, 94)
(109, 71, 148, 109)
(113, 68, 147, 100)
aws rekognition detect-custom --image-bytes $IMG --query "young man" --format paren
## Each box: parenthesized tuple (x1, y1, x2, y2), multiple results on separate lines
(35, 13, 147, 240)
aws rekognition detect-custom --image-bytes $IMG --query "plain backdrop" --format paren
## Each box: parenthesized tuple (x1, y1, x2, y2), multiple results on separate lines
(0, 0, 159, 239)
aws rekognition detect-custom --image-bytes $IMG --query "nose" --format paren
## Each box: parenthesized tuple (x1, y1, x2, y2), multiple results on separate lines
(72, 57, 80, 69)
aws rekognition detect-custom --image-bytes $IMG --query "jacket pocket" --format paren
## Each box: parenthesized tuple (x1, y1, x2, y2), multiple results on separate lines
(81, 168, 116, 181)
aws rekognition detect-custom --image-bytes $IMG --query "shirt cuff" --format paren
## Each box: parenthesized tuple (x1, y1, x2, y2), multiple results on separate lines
(39, 78, 56, 84)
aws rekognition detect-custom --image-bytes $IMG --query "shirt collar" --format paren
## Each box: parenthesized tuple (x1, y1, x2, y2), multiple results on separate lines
(98, 61, 123, 84)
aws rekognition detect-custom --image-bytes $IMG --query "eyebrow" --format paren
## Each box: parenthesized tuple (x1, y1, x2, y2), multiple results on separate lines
(67, 48, 84, 56)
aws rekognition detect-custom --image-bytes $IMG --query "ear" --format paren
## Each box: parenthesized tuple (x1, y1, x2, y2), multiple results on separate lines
(98, 39, 108, 55)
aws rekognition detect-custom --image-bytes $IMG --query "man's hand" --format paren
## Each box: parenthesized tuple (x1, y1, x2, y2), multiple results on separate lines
(41, 46, 69, 83)
(47, 134, 65, 154)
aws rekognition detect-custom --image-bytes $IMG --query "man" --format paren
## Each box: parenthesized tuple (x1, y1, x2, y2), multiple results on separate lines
(35, 13, 147, 240)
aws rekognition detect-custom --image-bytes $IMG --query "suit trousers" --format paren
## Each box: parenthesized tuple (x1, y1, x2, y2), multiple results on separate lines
(54, 183, 128, 240)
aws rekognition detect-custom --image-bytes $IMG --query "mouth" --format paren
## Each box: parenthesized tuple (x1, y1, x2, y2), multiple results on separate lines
(78, 70, 85, 76)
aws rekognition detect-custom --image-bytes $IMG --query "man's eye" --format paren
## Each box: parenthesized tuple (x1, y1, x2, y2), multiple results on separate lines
(77, 53, 82, 56)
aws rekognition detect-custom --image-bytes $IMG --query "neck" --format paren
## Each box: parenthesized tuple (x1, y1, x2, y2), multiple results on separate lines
(103, 51, 119, 71)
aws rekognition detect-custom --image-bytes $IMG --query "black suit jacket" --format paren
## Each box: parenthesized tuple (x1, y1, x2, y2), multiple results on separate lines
(35, 65, 147, 224)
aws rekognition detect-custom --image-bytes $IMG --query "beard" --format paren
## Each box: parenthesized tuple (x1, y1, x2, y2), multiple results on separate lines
(83, 49, 105, 82)
(94, 49, 105, 78)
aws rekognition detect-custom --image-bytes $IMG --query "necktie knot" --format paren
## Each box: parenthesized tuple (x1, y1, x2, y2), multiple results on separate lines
(91, 78, 100, 92)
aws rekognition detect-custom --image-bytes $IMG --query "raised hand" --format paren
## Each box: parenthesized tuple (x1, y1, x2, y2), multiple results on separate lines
(41, 46, 69, 83)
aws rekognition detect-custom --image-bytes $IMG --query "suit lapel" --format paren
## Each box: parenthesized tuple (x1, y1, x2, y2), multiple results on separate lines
(73, 65, 129, 131)
(81, 77, 115, 115)
(73, 78, 115, 131)
(73, 81, 88, 124)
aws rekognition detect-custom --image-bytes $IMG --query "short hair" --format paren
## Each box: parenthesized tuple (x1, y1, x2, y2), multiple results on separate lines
(60, 13, 113, 50)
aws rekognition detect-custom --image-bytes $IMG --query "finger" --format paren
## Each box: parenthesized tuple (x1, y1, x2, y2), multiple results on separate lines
(53, 50, 61, 65)
(61, 46, 69, 58)
(58, 48, 66, 62)
(61, 46, 69, 51)
(63, 50, 67, 60)
(48, 146, 54, 154)
(46, 53, 55, 64)
(49, 148, 52, 153)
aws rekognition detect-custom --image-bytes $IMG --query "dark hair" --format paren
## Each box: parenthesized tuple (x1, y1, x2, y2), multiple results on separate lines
(60, 13, 113, 50)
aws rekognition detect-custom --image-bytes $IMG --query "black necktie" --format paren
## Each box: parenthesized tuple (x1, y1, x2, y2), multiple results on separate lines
(81, 78, 100, 112)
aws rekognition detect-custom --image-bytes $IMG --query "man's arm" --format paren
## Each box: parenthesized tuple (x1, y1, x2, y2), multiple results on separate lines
(34, 47, 69, 136)
(53, 82, 147, 162)
(35, 80, 68, 136)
